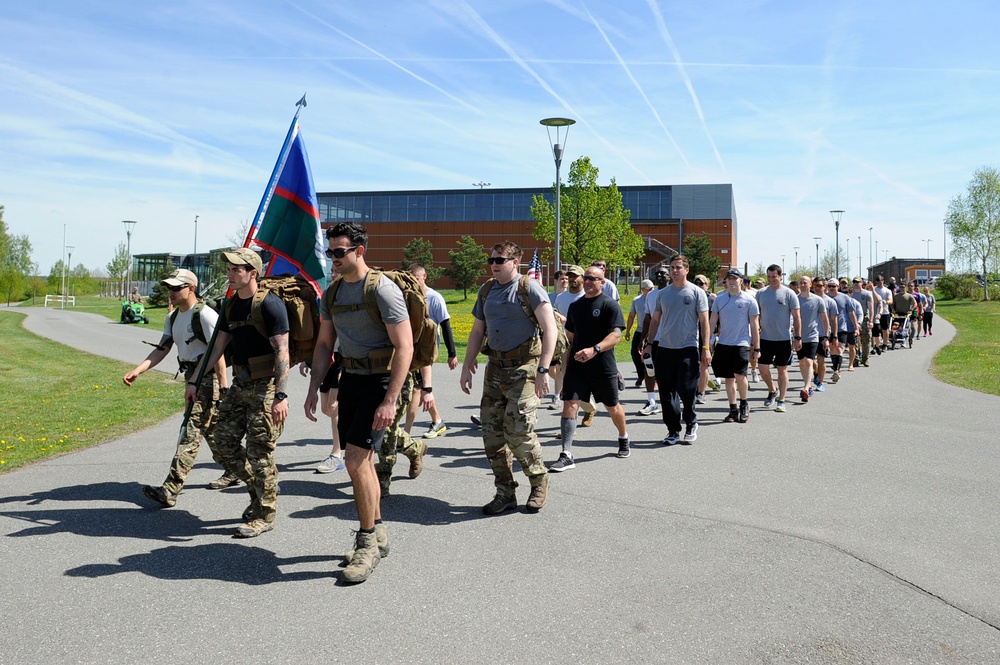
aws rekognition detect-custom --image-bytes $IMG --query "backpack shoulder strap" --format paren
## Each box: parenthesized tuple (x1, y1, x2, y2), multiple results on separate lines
(516, 274, 539, 326)
(249, 288, 270, 339)
(190, 301, 206, 343)
(362, 268, 385, 326)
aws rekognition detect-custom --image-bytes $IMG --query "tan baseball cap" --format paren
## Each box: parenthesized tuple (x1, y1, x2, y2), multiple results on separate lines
(222, 248, 263, 273)
(565, 265, 585, 277)
(160, 268, 198, 288)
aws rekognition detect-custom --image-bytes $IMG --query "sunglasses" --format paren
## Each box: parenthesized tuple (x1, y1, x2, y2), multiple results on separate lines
(325, 246, 358, 259)
(168, 284, 190, 292)
(694, 280, 705, 286)
(583, 275, 601, 282)
(487, 256, 516, 265)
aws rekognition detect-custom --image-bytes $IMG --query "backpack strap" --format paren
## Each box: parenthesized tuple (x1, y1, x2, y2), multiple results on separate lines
(327, 269, 383, 327)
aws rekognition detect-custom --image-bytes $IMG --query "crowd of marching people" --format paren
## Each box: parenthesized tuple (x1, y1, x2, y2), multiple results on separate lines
(125, 225, 937, 584)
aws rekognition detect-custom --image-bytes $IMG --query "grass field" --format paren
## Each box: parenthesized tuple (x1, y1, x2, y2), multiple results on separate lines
(931, 299, 1000, 396)
(0, 310, 184, 472)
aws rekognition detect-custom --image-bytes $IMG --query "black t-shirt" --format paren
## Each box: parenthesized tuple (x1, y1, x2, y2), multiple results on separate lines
(219, 291, 290, 365)
(565, 293, 625, 375)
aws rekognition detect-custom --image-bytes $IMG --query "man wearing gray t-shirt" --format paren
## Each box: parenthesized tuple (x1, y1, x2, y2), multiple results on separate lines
(709, 269, 760, 424)
(754, 264, 802, 412)
(647, 254, 711, 443)
(461, 241, 557, 516)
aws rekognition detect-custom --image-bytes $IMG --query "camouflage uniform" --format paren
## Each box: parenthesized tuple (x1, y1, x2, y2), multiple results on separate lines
(162, 369, 222, 496)
(481, 359, 548, 498)
(375, 371, 423, 489)
(212, 370, 284, 524)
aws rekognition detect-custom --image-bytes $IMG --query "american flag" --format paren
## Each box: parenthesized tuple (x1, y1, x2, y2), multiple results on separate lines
(526, 248, 543, 283)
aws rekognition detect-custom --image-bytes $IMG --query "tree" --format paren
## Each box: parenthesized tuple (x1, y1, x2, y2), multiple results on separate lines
(107, 241, 129, 295)
(227, 217, 251, 247)
(531, 156, 644, 273)
(147, 260, 178, 307)
(401, 237, 443, 283)
(0, 207, 34, 304)
(946, 166, 1000, 301)
(820, 246, 851, 280)
(445, 235, 486, 299)
(683, 233, 721, 281)
(47, 260, 67, 294)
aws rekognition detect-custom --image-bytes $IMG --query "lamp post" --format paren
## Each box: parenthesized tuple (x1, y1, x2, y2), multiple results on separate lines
(793, 246, 799, 274)
(193, 215, 199, 255)
(472, 181, 491, 189)
(924, 238, 932, 260)
(857, 235, 862, 279)
(61, 224, 67, 309)
(830, 210, 844, 279)
(540, 117, 575, 274)
(846, 238, 850, 277)
(813, 237, 822, 277)
(868, 227, 873, 281)
(123, 220, 137, 297)
(781, 255, 786, 281)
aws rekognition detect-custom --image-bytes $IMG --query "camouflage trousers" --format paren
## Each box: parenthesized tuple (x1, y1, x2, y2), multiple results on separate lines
(859, 318, 872, 362)
(162, 372, 223, 495)
(480, 360, 548, 497)
(212, 377, 284, 523)
(375, 371, 423, 487)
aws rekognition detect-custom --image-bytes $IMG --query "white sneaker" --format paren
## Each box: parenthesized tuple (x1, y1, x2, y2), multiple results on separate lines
(423, 421, 447, 439)
(750, 370, 760, 383)
(316, 454, 345, 474)
(638, 401, 660, 416)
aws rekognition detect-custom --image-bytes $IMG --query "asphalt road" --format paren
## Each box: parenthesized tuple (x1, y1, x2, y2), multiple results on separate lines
(2, 304, 999, 663)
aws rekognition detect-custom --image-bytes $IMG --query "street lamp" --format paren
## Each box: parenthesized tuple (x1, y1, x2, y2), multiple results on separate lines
(830, 210, 844, 279)
(924, 238, 932, 260)
(868, 227, 873, 281)
(540, 117, 576, 274)
(857, 235, 861, 279)
(472, 181, 491, 189)
(61, 224, 67, 309)
(123, 220, 137, 297)
(846, 238, 850, 277)
(66, 246, 74, 304)
(813, 237, 822, 277)
(781, 255, 786, 281)
(193, 215, 199, 255)
(793, 246, 799, 274)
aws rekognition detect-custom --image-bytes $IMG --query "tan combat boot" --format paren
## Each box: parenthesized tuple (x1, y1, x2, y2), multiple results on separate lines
(343, 530, 381, 583)
(343, 523, 390, 563)
(525, 475, 549, 513)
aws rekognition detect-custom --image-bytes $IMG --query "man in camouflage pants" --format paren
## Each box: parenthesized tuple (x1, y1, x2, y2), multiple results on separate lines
(460, 241, 557, 515)
(375, 370, 427, 496)
(186, 248, 290, 539)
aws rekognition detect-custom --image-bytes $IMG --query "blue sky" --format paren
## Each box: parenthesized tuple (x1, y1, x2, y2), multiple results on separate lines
(2, 0, 998, 277)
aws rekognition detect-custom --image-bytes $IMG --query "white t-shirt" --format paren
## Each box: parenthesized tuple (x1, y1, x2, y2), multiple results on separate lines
(164, 304, 219, 363)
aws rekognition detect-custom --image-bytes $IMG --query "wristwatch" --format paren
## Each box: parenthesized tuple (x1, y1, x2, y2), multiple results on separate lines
(422, 386, 433, 393)
(593, 345, 602, 354)
(537, 366, 549, 374)
(274, 392, 288, 402)
(793, 335, 802, 340)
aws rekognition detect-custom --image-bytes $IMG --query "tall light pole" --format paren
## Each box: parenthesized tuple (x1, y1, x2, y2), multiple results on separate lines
(472, 181, 491, 189)
(813, 237, 822, 277)
(66, 246, 74, 304)
(793, 246, 799, 274)
(193, 215, 199, 255)
(868, 227, 873, 281)
(61, 224, 67, 309)
(541, 117, 575, 274)
(857, 235, 862, 279)
(924, 238, 932, 260)
(123, 220, 137, 297)
(781, 254, 786, 281)
(830, 210, 844, 279)
(846, 238, 850, 277)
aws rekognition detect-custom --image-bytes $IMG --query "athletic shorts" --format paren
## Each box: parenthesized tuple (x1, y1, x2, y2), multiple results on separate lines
(319, 353, 342, 393)
(337, 371, 390, 450)
(796, 341, 819, 360)
(758, 339, 793, 367)
(817, 343, 830, 359)
(561, 368, 621, 407)
(837, 331, 851, 344)
(710, 343, 750, 379)
(872, 320, 882, 336)
(844, 332, 857, 346)
(879, 314, 891, 331)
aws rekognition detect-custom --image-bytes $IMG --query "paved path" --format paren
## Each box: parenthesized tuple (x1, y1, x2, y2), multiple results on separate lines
(2, 306, 999, 663)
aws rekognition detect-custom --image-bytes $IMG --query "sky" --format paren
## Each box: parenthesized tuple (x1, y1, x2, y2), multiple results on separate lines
(2, 0, 999, 278)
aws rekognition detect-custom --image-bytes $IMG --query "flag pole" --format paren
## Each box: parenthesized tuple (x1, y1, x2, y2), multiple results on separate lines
(240, 93, 308, 249)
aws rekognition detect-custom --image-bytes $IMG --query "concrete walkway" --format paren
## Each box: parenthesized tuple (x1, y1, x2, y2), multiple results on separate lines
(1, 306, 999, 663)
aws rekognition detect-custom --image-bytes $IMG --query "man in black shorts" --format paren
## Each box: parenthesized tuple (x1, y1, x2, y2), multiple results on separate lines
(305, 222, 414, 584)
(795, 276, 830, 402)
(709, 269, 760, 423)
(549, 265, 630, 470)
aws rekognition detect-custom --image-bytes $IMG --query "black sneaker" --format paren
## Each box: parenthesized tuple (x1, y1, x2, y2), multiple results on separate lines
(724, 409, 739, 423)
(663, 431, 681, 445)
(549, 452, 576, 472)
(738, 402, 750, 423)
(617, 437, 630, 458)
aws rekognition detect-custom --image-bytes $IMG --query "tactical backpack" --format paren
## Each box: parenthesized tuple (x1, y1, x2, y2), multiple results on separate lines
(325, 268, 438, 372)
(168, 301, 211, 346)
(477, 275, 569, 363)
(224, 274, 320, 375)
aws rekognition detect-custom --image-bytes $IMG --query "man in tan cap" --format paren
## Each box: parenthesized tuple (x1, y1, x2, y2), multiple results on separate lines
(125, 268, 232, 507)
(187, 248, 290, 538)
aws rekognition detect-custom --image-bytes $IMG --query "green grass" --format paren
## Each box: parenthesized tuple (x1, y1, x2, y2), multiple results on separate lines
(23, 294, 168, 330)
(931, 299, 1000, 396)
(0, 311, 185, 473)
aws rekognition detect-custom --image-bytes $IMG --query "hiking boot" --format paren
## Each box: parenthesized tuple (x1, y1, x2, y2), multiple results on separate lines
(344, 523, 390, 562)
(408, 440, 426, 479)
(580, 411, 596, 427)
(638, 401, 660, 416)
(422, 421, 447, 439)
(617, 437, 630, 458)
(342, 530, 381, 583)
(800, 388, 810, 403)
(683, 422, 699, 443)
(763, 391, 777, 408)
(241, 504, 256, 522)
(663, 431, 681, 445)
(316, 454, 345, 474)
(142, 485, 176, 508)
(549, 452, 576, 472)
(208, 472, 240, 490)
(774, 400, 787, 413)
(234, 519, 273, 538)
(724, 409, 739, 423)
(482, 493, 517, 516)
(525, 477, 548, 513)
(738, 402, 750, 423)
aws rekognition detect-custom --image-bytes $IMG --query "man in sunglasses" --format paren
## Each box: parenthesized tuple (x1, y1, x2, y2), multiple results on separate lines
(461, 241, 557, 515)
(591, 259, 619, 301)
(125, 268, 231, 508)
(186, 248, 290, 539)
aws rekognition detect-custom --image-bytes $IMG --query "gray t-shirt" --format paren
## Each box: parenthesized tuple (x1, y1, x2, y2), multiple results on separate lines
(831, 292, 853, 332)
(629, 292, 647, 334)
(655, 282, 708, 349)
(473, 276, 548, 352)
(711, 290, 758, 347)
(756, 285, 800, 342)
(797, 293, 828, 343)
(852, 288, 874, 320)
(822, 294, 839, 333)
(875, 286, 893, 315)
(554, 289, 584, 317)
(321, 273, 409, 372)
